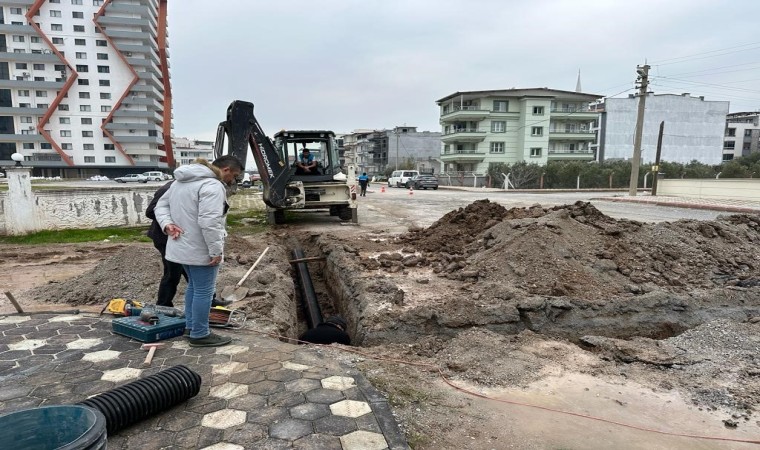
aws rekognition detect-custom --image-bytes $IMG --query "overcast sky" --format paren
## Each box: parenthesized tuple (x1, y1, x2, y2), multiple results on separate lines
(168, 0, 760, 141)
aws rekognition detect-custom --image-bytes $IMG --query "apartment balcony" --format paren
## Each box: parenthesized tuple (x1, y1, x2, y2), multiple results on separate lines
(0, 106, 47, 115)
(106, 122, 160, 131)
(104, 30, 154, 43)
(2, 0, 35, 5)
(440, 105, 489, 123)
(0, 23, 35, 34)
(441, 128, 487, 143)
(548, 129, 597, 140)
(440, 149, 486, 163)
(550, 108, 599, 120)
(0, 133, 48, 142)
(104, 3, 151, 15)
(0, 52, 60, 63)
(547, 148, 595, 161)
(112, 109, 162, 121)
(113, 134, 163, 145)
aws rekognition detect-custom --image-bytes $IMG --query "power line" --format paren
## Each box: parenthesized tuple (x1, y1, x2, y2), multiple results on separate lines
(654, 76, 760, 95)
(662, 61, 760, 78)
(650, 41, 760, 65)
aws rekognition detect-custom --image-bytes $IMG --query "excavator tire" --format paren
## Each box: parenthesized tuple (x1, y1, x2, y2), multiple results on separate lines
(338, 206, 353, 221)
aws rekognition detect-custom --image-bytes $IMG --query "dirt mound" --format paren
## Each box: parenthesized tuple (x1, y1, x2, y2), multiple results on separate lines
(24, 245, 162, 305)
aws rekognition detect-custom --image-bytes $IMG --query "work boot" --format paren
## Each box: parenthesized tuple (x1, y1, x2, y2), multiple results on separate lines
(189, 332, 232, 347)
(211, 296, 233, 308)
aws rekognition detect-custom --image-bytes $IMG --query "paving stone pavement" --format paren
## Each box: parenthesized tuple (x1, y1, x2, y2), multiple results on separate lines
(0, 313, 409, 449)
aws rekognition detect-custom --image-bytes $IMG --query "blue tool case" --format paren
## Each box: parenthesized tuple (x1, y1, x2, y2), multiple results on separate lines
(111, 314, 186, 343)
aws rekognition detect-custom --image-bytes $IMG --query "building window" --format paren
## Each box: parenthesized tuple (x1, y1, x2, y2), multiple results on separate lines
(743, 142, 751, 151)
(105, 156, 115, 163)
(84, 156, 95, 163)
(35, 91, 47, 97)
(18, 90, 30, 97)
(72, 0, 83, 4)
(93, 0, 104, 5)
(59, 117, 70, 124)
(724, 141, 735, 149)
(76, 64, 88, 72)
(83, 144, 94, 150)
(79, 92, 90, 99)
(52, 37, 64, 44)
(51, 24, 63, 31)
(81, 117, 92, 124)
(61, 143, 73, 150)
(96, 40, 107, 47)
(73, 25, 85, 32)
(722, 154, 734, 161)
(531, 126, 543, 136)
(96, 53, 108, 60)
(23, 143, 35, 150)
(50, 0, 61, 3)
(491, 121, 506, 133)
(33, 64, 45, 70)
(38, 103, 49, 109)
(493, 100, 508, 112)
(530, 147, 542, 157)
(58, 104, 69, 111)
(10, 7, 23, 14)
(80, 105, 91, 112)
(31, 36, 41, 43)
(33, 77, 45, 82)
(74, 38, 86, 45)
(50, 10, 62, 17)
(54, 64, 65, 71)
(20, 117, 33, 123)
(97, 65, 109, 73)
(532, 106, 544, 115)
(82, 130, 93, 137)
(99, 79, 110, 86)
(726, 128, 736, 137)
(72, 11, 84, 19)
(76, 52, 87, 59)
(745, 129, 753, 137)
(104, 144, 115, 150)
(99, 92, 111, 100)
(12, 35, 25, 43)
(13, 49, 25, 54)
(78, 78, 89, 85)
(101, 105, 111, 112)
(41, 143, 52, 149)
(15, 63, 27, 69)
(60, 130, 71, 137)
(490, 142, 505, 153)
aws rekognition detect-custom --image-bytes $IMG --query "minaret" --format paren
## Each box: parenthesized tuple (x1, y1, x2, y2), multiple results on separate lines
(576, 69, 582, 92)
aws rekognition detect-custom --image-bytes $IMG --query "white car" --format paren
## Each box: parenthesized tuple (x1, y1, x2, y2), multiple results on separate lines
(142, 171, 169, 181)
(114, 174, 148, 183)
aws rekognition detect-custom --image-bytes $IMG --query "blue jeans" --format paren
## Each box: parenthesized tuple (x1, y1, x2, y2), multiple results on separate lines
(183, 264, 219, 339)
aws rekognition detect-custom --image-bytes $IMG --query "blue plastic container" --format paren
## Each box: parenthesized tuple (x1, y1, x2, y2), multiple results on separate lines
(0, 405, 107, 449)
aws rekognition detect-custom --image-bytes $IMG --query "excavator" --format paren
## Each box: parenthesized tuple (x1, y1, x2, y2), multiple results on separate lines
(213, 100, 358, 224)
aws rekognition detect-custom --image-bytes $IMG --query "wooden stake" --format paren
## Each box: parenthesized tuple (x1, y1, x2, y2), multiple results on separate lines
(3, 291, 24, 314)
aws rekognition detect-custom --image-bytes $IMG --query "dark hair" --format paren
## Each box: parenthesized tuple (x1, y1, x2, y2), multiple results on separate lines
(213, 155, 244, 172)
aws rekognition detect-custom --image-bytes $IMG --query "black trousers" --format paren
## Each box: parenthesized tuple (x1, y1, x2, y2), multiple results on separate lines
(155, 243, 187, 307)
(359, 181, 368, 196)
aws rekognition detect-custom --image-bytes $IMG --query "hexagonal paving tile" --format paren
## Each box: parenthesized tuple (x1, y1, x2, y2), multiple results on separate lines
(0, 316, 31, 324)
(329, 400, 372, 418)
(82, 350, 121, 362)
(47, 315, 84, 323)
(340, 430, 388, 450)
(172, 340, 191, 350)
(201, 408, 247, 429)
(200, 443, 245, 450)
(320, 375, 355, 390)
(101, 367, 142, 382)
(66, 338, 102, 350)
(269, 418, 312, 441)
(282, 361, 311, 371)
(215, 345, 249, 355)
(210, 382, 248, 400)
(8, 339, 47, 351)
(285, 378, 321, 393)
(290, 402, 330, 421)
(212, 361, 248, 376)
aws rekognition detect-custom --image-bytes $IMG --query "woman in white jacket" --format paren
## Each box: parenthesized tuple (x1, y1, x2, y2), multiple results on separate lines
(154, 156, 243, 347)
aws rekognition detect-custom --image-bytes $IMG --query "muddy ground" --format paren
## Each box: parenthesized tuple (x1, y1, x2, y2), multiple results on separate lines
(3, 200, 760, 449)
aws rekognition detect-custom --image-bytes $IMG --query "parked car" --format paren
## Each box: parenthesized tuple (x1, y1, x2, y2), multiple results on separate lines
(142, 171, 168, 181)
(406, 174, 439, 190)
(114, 174, 148, 183)
(388, 170, 420, 187)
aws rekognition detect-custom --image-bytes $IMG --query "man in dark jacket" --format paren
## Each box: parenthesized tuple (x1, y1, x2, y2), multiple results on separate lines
(146, 181, 184, 307)
(299, 316, 351, 345)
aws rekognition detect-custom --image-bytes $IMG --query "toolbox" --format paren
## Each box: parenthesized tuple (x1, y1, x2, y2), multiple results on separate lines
(111, 313, 186, 343)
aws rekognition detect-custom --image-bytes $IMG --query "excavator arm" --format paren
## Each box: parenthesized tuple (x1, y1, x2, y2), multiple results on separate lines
(213, 100, 302, 208)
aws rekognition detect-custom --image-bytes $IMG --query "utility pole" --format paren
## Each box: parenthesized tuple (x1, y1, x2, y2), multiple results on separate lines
(628, 64, 650, 196)
(651, 121, 664, 196)
(394, 129, 399, 171)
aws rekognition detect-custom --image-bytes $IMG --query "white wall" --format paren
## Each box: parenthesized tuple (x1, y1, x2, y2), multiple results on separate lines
(657, 179, 760, 201)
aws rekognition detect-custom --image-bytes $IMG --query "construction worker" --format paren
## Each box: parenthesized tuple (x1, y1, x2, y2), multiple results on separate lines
(358, 172, 369, 196)
(296, 144, 317, 174)
(299, 316, 351, 345)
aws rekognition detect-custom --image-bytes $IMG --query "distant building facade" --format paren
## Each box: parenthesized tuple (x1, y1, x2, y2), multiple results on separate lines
(594, 93, 729, 165)
(173, 137, 213, 166)
(723, 112, 760, 161)
(436, 88, 602, 173)
(341, 126, 442, 175)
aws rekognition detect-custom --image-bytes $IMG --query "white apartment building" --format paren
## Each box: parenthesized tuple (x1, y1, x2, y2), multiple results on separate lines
(593, 93, 729, 165)
(0, 0, 171, 178)
(342, 127, 442, 175)
(723, 112, 760, 161)
(173, 136, 213, 166)
(436, 88, 602, 173)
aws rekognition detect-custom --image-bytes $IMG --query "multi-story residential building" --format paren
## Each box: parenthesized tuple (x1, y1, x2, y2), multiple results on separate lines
(436, 88, 602, 173)
(0, 0, 171, 178)
(593, 93, 729, 165)
(173, 137, 213, 166)
(341, 126, 442, 175)
(723, 112, 760, 161)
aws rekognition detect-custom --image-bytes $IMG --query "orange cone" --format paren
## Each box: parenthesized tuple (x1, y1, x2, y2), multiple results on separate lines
(408, 187, 414, 196)
(381, 186, 385, 193)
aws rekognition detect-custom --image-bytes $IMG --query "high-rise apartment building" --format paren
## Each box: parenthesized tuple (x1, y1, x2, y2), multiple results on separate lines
(0, 0, 171, 178)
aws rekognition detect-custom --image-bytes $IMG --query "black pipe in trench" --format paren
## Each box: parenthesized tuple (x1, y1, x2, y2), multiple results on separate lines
(292, 247, 324, 329)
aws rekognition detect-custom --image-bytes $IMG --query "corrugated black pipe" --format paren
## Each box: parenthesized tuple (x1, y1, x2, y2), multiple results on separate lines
(292, 247, 323, 329)
(77, 365, 201, 435)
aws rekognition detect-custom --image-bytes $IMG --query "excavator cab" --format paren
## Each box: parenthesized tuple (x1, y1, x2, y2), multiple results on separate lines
(274, 130, 340, 181)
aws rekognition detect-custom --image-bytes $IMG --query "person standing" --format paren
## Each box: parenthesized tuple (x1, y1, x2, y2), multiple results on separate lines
(358, 172, 369, 197)
(146, 181, 183, 307)
(154, 156, 243, 347)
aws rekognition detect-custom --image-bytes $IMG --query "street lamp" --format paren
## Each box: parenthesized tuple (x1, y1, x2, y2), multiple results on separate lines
(10, 152, 24, 167)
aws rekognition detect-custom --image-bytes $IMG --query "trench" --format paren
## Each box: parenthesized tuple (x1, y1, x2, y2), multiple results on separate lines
(285, 236, 760, 348)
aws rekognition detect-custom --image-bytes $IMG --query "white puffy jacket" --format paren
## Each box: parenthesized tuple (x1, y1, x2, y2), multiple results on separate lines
(154, 161, 228, 266)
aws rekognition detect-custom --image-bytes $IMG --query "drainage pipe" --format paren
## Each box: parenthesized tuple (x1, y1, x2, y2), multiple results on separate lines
(77, 365, 201, 435)
(292, 247, 323, 329)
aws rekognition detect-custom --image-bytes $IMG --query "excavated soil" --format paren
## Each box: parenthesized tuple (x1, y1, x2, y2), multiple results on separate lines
(9, 199, 760, 448)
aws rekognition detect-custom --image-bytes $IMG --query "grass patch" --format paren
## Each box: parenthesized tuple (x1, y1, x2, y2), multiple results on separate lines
(0, 227, 151, 245)
(226, 210, 269, 234)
